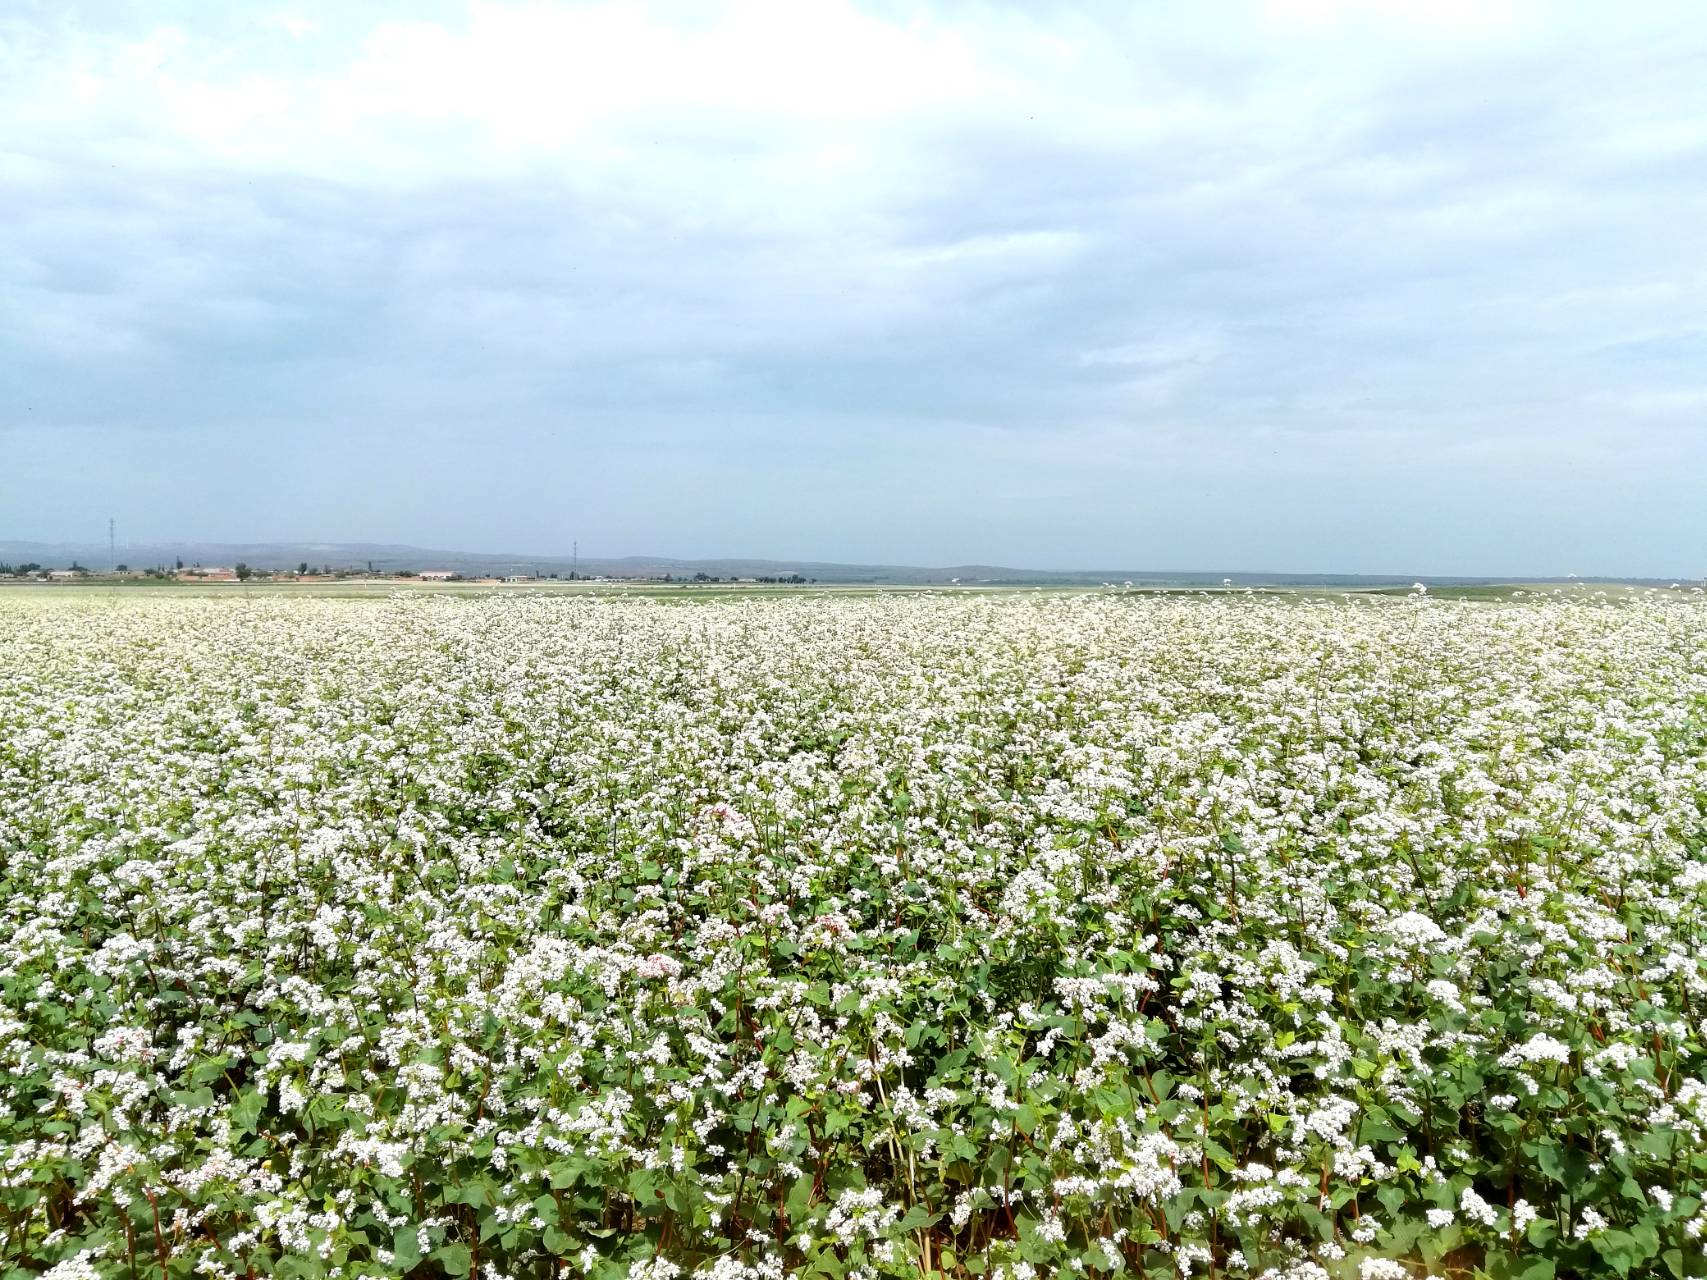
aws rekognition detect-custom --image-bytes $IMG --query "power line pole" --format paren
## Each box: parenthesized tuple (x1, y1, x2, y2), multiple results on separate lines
(108, 518, 115, 574)
(573, 540, 578, 579)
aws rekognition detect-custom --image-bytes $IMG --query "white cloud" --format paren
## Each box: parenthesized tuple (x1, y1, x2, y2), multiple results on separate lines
(0, 1, 1560, 220)
(1261, 0, 1538, 40)
(5, 3, 1003, 202)
(1080, 330, 1227, 370)
(263, 13, 322, 41)
(1593, 389, 1707, 419)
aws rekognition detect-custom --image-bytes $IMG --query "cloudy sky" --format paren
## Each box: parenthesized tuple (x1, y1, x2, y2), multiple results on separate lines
(4, 1, 1705, 573)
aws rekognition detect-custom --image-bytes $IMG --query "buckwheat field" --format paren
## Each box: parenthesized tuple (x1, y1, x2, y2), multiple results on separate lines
(5, 591, 1707, 1280)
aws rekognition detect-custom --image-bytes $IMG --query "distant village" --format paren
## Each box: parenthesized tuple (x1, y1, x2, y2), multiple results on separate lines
(0, 560, 813, 586)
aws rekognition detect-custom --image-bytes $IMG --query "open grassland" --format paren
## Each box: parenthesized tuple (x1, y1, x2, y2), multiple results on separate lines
(3, 592, 1706, 1280)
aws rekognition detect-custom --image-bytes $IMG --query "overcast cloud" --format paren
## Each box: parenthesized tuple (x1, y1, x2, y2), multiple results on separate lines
(4, 0, 1705, 573)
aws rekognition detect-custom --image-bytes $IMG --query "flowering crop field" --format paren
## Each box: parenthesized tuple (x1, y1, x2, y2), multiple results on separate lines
(4, 591, 1707, 1280)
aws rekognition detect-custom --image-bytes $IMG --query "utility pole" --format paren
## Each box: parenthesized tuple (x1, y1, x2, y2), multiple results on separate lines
(573, 540, 578, 579)
(108, 518, 115, 574)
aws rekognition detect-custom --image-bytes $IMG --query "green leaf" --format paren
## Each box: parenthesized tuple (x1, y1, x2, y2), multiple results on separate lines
(392, 1227, 422, 1271)
(1530, 1140, 1572, 1187)
(432, 1243, 472, 1277)
(444, 1179, 493, 1208)
(1593, 1229, 1643, 1278)
(897, 1205, 937, 1231)
(231, 1088, 264, 1135)
(805, 1246, 845, 1278)
(548, 1160, 584, 1190)
(786, 1173, 816, 1224)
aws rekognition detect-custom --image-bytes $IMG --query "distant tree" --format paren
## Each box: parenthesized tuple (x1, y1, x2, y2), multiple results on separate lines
(116, 564, 128, 572)
(299, 562, 309, 575)
(175, 558, 183, 570)
(17, 563, 41, 575)
(235, 563, 253, 580)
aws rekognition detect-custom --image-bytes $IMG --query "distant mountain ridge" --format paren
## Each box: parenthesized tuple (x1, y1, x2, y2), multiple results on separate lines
(0, 540, 1674, 587)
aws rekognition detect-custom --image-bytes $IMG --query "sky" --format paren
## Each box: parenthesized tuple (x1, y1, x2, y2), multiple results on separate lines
(3, 1, 1706, 575)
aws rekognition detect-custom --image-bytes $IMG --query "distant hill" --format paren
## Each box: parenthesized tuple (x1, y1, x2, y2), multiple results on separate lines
(0, 540, 1677, 587)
